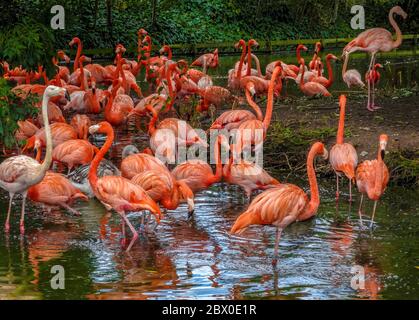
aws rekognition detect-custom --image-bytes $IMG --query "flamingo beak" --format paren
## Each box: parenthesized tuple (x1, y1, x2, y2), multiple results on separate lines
(64, 89, 71, 101)
(89, 124, 100, 134)
(187, 198, 195, 218)
(322, 149, 329, 160)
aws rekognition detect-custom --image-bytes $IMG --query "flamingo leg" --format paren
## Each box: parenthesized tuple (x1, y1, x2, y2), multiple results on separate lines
(370, 200, 378, 228)
(5, 193, 14, 232)
(349, 179, 352, 202)
(120, 212, 138, 252)
(335, 175, 339, 201)
(358, 194, 364, 226)
(120, 219, 126, 246)
(19, 192, 27, 234)
(60, 203, 81, 216)
(272, 227, 283, 267)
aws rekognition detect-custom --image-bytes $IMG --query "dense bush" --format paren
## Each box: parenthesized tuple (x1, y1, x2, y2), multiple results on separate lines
(0, 0, 417, 51)
(0, 79, 39, 148)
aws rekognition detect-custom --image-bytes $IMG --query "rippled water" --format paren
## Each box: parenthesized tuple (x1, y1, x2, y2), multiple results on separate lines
(0, 52, 418, 300)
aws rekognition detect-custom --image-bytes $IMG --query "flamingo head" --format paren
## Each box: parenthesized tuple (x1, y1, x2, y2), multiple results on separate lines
(248, 39, 259, 48)
(234, 39, 246, 49)
(57, 50, 70, 63)
(393, 6, 407, 19)
(159, 45, 170, 55)
(44, 85, 70, 101)
(313, 142, 328, 160)
(121, 144, 140, 159)
(138, 28, 148, 36)
(69, 37, 80, 47)
(177, 180, 195, 216)
(297, 44, 308, 52)
(89, 121, 113, 135)
(314, 42, 322, 54)
(327, 54, 338, 61)
(375, 63, 383, 69)
(379, 134, 389, 159)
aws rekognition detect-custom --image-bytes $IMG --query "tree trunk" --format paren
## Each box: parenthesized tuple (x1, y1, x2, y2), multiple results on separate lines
(151, 0, 158, 30)
(106, 0, 113, 40)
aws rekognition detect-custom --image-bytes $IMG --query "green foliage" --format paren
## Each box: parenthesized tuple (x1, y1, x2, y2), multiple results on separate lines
(0, 79, 39, 148)
(0, 19, 56, 75)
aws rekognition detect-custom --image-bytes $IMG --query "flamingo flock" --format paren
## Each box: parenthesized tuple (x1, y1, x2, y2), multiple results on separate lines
(0, 6, 406, 264)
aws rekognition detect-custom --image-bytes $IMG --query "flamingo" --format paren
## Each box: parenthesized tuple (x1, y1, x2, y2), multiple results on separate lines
(52, 139, 99, 173)
(88, 121, 162, 251)
(28, 171, 88, 215)
(365, 63, 384, 110)
(235, 64, 282, 152)
(15, 120, 39, 142)
(230, 142, 328, 265)
(131, 169, 195, 216)
(0, 86, 70, 233)
(68, 55, 91, 89)
(23, 122, 78, 153)
(36, 101, 66, 125)
(68, 37, 83, 72)
(120, 150, 167, 179)
(343, 6, 407, 111)
(104, 80, 134, 126)
(209, 82, 263, 131)
(342, 52, 365, 90)
(70, 114, 91, 140)
(329, 95, 358, 202)
(67, 145, 136, 198)
(245, 39, 259, 77)
(311, 54, 337, 89)
(298, 58, 331, 97)
(196, 86, 234, 113)
(52, 50, 71, 83)
(356, 134, 390, 228)
(228, 39, 247, 90)
(309, 42, 322, 71)
(171, 135, 225, 193)
(191, 48, 219, 72)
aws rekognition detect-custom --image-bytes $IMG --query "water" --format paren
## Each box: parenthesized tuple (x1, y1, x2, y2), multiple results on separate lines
(0, 52, 418, 300)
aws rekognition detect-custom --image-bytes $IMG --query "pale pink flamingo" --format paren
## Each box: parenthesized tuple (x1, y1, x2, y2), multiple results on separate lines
(0, 86, 70, 233)
(298, 58, 331, 97)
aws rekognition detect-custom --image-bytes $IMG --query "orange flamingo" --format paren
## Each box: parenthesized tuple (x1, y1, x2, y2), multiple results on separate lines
(209, 82, 263, 131)
(15, 120, 39, 142)
(120, 150, 166, 180)
(191, 48, 219, 72)
(329, 95, 358, 201)
(23, 122, 78, 153)
(28, 171, 88, 215)
(70, 114, 91, 140)
(0, 86, 70, 233)
(230, 142, 328, 265)
(246, 39, 259, 77)
(343, 6, 407, 111)
(171, 135, 224, 193)
(132, 169, 195, 216)
(299, 58, 331, 97)
(228, 39, 247, 90)
(309, 42, 322, 71)
(311, 54, 337, 89)
(235, 64, 282, 152)
(104, 79, 134, 126)
(69, 37, 83, 72)
(356, 134, 389, 228)
(88, 121, 162, 251)
(365, 63, 384, 110)
(52, 139, 99, 173)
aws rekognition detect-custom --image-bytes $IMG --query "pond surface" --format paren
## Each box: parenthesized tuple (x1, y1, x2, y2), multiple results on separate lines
(0, 51, 418, 300)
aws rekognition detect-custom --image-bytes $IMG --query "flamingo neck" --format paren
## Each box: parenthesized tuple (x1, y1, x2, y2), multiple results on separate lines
(342, 54, 349, 78)
(39, 91, 53, 174)
(374, 145, 385, 197)
(146, 105, 158, 135)
(299, 145, 321, 220)
(104, 94, 114, 120)
(79, 61, 86, 90)
(336, 100, 346, 144)
(211, 137, 223, 183)
(389, 8, 403, 49)
(263, 67, 281, 130)
(245, 84, 263, 121)
(236, 44, 246, 79)
(246, 44, 253, 76)
(88, 126, 114, 192)
(73, 41, 82, 72)
(300, 63, 305, 88)
(296, 45, 303, 63)
(166, 65, 176, 110)
(251, 54, 262, 77)
(162, 183, 179, 210)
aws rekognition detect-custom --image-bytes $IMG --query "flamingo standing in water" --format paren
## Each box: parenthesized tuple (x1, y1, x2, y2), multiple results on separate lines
(230, 142, 328, 265)
(191, 48, 219, 72)
(171, 135, 225, 193)
(329, 95, 358, 202)
(28, 171, 88, 215)
(356, 134, 389, 228)
(52, 139, 99, 173)
(0, 86, 70, 233)
(342, 6, 407, 111)
(88, 121, 162, 251)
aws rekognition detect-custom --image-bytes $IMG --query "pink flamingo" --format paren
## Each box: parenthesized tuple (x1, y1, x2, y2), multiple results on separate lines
(343, 6, 407, 111)
(0, 86, 70, 233)
(230, 142, 328, 265)
(365, 63, 384, 110)
(356, 134, 390, 228)
(329, 95, 358, 201)
(298, 58, 331, 97)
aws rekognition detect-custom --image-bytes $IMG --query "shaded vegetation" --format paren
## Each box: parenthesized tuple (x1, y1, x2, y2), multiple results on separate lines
(0, 79, 39, 149)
